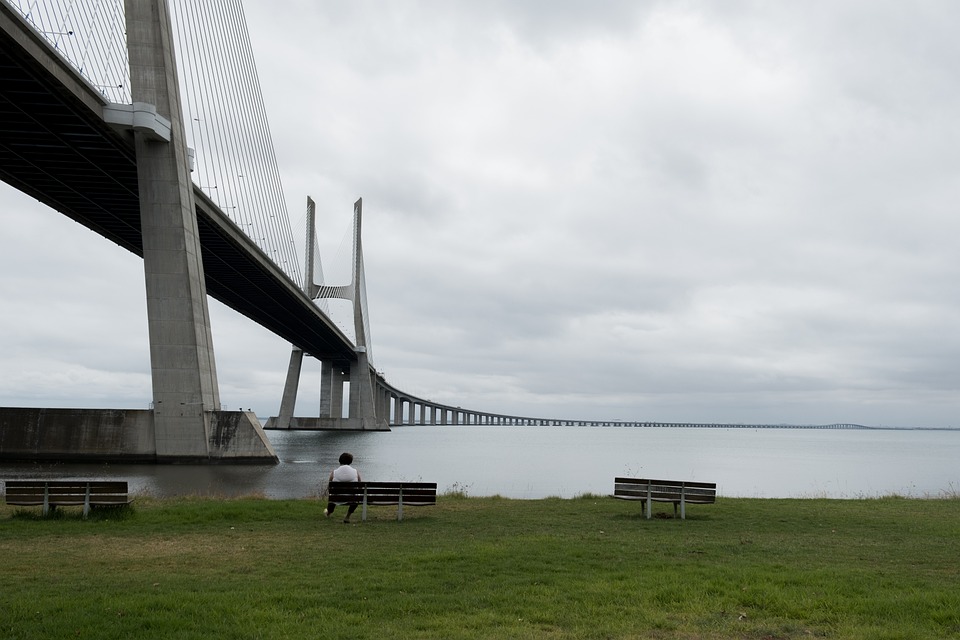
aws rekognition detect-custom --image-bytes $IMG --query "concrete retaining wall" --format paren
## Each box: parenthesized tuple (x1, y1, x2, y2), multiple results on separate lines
(0, 407, 277, 463)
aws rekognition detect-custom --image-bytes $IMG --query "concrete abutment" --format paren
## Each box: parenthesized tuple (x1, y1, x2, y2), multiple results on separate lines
(0, 407, 277, 462)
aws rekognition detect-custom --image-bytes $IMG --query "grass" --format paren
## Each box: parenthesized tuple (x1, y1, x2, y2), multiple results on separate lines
(1, 493, 959, 639)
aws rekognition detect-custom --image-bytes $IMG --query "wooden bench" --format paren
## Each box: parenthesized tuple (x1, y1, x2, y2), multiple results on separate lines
(613, 477, 716, 520)
(327, 481, 437, 521)
(3, 480, 132, 518)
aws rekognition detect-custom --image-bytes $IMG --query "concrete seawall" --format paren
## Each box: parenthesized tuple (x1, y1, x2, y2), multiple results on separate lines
(0, 407, 277, 463)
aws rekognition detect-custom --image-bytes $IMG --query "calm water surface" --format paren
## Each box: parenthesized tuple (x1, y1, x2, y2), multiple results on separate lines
(1, 426, 957, 500)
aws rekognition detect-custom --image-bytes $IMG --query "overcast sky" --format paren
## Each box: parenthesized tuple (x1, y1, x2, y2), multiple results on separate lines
(2, 1, 959, 427)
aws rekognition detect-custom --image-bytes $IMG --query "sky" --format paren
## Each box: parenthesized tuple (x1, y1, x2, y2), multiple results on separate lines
(2, 1, 959, 428)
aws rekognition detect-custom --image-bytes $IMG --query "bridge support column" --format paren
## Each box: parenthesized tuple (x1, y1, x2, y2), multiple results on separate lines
(329, 366, 345, 419)
(319, 360, 334, 417)
(379, 387, 390, 424)
(124, 0, 273, 461)
(345, 349, 377, 429)
(274, 347, 303, 429)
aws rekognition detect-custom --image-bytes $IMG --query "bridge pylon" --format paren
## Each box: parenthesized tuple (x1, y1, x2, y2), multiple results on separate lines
(124, 0, 276, 460)
(266, 198, 388, 431)
(0, 0, 278, 463)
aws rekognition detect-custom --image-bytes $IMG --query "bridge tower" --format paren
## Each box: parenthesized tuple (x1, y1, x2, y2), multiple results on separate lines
(343, 198, 383, 430)
(268, 198, 387, 431)
(123, 0, 276, 459)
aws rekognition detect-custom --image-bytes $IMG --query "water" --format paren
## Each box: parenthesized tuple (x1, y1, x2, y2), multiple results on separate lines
(1, 426, 957, 500)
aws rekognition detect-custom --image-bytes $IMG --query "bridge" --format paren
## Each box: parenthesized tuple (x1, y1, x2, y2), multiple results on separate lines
(2, 0, 568, 463)
(5, 0, 739, 460)
(1, 2, 881, 465)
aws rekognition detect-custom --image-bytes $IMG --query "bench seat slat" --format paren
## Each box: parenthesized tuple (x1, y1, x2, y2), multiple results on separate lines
(364, 490, 437, 499)
(5, 492, 132, 502)
(615, 477, 716, 490)
(614, 488, 716, 501)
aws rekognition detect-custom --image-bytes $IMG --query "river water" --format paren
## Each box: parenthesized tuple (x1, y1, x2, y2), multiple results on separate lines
(2, 426, 958, 500)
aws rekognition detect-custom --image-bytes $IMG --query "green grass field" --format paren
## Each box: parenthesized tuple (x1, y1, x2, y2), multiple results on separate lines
(2, 493, 958, 639)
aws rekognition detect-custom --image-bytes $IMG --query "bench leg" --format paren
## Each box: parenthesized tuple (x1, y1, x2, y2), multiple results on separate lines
(361, 487, 368, 522)
(644, 498, 652, 519)
(83, 482, 91, 519)
(397, 490, 404, 522)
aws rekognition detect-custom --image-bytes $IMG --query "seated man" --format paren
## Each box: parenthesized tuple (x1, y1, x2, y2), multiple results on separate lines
(324, 452, 361, 523)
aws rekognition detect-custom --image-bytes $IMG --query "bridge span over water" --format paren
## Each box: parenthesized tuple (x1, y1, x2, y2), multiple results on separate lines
(0, 1, 411, 461)
(3, 0, 717, 462)
(384, 419, 874, 429)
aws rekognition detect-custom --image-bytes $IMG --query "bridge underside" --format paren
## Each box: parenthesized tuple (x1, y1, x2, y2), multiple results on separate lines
(0, 7, 357, 365)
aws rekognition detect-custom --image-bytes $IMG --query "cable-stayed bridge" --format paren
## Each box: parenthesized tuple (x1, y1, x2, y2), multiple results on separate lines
(1, 0, 544, 463)
(0, 2, 884, 465)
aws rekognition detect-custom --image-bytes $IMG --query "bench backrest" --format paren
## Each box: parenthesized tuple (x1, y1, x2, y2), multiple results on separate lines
(328, 481, 437, 506)
(614, 477, 716, 504)
(4, 480, 130, 506)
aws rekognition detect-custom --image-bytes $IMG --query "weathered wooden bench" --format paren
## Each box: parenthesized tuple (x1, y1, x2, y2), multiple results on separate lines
(613, 477, 716, 519)
(327, 481, 437, 521)
(3, 480, 132, 518)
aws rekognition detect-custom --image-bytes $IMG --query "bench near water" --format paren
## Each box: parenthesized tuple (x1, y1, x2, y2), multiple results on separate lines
(327, 481, 437, 521)
(3, 480, 132, 517)
(613, 477, 717, 520)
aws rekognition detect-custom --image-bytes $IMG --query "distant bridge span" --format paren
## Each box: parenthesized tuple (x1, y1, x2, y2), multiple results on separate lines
(373, 406, 874, 429)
